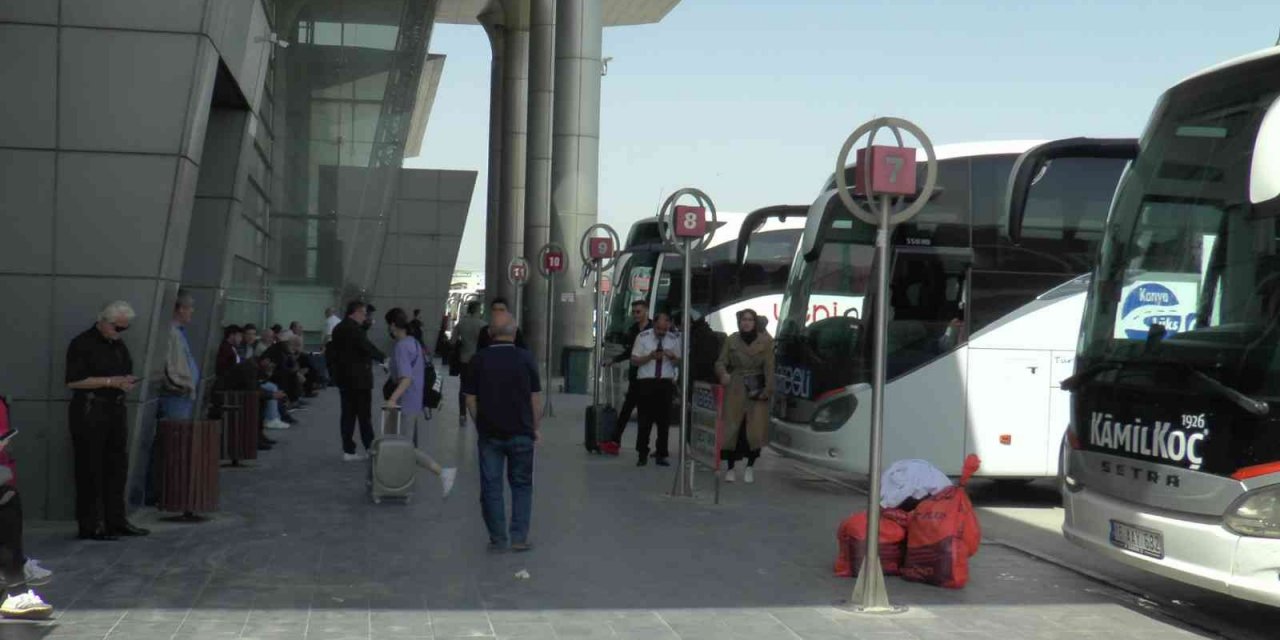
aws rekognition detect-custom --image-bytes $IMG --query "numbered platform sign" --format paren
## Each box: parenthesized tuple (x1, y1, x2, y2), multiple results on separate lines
(543, 251, 565, 273)
(509, 262, 529, 283)
(589, 237, 614, 261)
(854, 145, 917, 196)
(673, 205, 707, 238)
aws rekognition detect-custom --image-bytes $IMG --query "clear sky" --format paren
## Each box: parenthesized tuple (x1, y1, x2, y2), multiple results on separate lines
(405, 0, 1279, 271)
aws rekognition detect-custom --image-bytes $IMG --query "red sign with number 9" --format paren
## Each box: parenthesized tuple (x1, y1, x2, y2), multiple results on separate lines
(589, 237, 614, 260)
(673, 205, 707, 238)
(543, 251, 565, 273)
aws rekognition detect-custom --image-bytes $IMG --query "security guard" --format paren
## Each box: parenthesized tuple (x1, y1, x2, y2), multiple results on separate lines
(65, 301, 150, 541)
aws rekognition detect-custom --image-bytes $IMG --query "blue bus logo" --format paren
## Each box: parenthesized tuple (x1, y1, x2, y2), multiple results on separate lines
(1120, 283, 1197, 340)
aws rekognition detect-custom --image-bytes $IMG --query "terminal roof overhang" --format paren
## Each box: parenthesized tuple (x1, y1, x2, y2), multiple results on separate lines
(435, 0, 681, 26)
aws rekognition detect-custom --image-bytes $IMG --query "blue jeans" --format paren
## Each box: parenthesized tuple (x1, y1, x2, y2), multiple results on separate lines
(477, 435, 535, 546)
(260, 382, 281, 421)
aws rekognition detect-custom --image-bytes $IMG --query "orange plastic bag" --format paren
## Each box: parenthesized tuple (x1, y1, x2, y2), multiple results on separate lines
(834, 508, 910, 577)
(901, 454, 982, 588)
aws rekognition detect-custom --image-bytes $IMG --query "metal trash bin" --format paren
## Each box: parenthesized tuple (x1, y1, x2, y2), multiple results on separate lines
(560, 346, 592, 394)
(158, 420, 221, 517)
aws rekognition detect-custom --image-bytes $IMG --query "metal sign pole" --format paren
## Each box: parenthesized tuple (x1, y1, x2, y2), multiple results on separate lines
(673, 235, 695, 497)
(852, 193, 894, 611)
(830, 117, 937, 615)
(592, 261, 603, 411)
(545, 272, 555, 417)
(515, 283, 523, 327)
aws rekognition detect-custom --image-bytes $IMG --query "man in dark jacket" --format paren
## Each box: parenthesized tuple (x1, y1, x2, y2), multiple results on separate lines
(601, 300, 650, 451)
(477, 298, 527, 350)
(330, 301, 386, 461)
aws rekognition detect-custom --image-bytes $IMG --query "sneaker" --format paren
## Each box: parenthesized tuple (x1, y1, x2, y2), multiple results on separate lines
(440, 468, 458, 499)
(725, 469, 736, 483)
(342, 453, 363, 462)
(511, 541, 533, 553)
(744, 467, 755, 484)
(0, 590, 52, 620)
(23, 560, 51, 587)
(265, 419, 290, 430)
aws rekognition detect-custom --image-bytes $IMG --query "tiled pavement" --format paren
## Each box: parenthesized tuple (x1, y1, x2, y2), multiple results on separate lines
(2, 373, 1211, 639)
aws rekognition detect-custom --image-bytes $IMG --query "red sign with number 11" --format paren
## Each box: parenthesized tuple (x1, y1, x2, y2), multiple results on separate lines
(673, 205, 707, 238)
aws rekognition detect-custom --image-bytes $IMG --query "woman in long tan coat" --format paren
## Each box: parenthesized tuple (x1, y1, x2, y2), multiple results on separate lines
(715, 309, 775, 483)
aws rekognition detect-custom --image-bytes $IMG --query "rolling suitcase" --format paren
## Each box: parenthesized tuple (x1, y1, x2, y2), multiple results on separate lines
(369, 408, 417, 504)
(584, 370, 620, 454)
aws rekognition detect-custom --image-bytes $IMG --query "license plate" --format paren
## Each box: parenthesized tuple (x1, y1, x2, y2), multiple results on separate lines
(1110, 520, 1164, 559)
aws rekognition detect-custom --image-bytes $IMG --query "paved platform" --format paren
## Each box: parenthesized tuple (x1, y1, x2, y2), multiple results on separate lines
(3, 374, 1212, 639)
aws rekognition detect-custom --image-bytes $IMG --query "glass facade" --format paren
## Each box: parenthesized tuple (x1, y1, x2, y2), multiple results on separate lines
(269, 0, 431, 312)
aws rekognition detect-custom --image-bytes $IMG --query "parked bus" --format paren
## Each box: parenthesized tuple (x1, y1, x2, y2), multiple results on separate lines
(1008, 47, 1280, 606)
(770, 141, 1130, 479)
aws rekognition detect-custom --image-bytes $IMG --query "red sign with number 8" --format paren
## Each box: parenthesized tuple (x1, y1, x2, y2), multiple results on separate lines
(543, 251, 565, 273)
(589, 237, 614, 260)
(673, 205, 707, 238)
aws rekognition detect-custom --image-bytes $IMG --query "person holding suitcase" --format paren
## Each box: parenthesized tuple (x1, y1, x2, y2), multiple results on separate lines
(383, 308, 457, 498)
(630, 310, 681, 467)
(600, 300, 650, 454)
(463, 311, 542, 552)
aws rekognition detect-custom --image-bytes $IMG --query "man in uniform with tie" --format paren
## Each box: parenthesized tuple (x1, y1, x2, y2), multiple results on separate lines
(629, 310, 682, 467)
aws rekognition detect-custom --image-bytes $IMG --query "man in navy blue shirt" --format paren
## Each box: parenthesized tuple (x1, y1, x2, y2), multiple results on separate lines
(463, 311, 542, 552)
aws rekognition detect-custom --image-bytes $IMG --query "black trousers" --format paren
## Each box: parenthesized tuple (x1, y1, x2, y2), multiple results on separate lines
(69, 399, 128, 534)
(635, 378, 674, 459)
(0, 491, 25, 592)
(612, 380, 640, 442)
(723, 419, 761, 469)
(338, 387, 374, 454)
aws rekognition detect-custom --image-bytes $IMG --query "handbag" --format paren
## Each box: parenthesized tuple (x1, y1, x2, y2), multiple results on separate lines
(743, 373, 767, 400)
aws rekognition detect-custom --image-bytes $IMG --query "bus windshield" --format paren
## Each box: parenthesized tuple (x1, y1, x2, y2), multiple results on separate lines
(1077, 57, 1280, 474)
(775, 202, 876, 404)
(606, 249, 659, 341)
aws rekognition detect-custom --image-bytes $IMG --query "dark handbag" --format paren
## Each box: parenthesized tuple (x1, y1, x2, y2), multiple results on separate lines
(743, 373, 767, 400)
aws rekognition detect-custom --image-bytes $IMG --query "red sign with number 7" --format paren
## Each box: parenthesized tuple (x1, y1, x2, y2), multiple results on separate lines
(543, 251, 565, 273)
(673, 205, 707, 238)
(854, 146, 917, 196)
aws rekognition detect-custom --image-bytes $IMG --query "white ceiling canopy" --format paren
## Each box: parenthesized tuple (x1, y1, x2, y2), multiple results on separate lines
(434, 0, 681, 26)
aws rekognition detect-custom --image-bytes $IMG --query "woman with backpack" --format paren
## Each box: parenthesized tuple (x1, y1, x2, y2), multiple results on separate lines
(384, 309, 457, 498)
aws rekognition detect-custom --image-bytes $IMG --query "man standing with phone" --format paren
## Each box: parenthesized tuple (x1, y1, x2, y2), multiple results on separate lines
(65, 301, 150, 540)
(630, 310, 681, 467)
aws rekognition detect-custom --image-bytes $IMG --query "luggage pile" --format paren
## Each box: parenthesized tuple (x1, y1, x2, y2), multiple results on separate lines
(834, 455, 982, 589)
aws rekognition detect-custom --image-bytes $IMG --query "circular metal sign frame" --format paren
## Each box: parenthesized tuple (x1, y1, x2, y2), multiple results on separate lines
(658, 187, 719, 255)
(579, 223, 621, 271)
(536, 242, 567, 279)
(833, 117, 938, 227)
(507, 256, 531, 287)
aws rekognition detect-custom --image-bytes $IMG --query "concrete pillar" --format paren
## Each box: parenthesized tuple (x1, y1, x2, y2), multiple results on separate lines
(550, 0, 604, 360)
(497, 5, 531, 304)
(522, 0, 555, 364)
(481, 17, 505, 302)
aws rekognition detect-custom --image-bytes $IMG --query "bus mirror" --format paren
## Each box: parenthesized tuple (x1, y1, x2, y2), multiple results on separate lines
(1006, 137, 1139, 245)
(1250, 95, 1280, 204)
(736, 204, 808, 268)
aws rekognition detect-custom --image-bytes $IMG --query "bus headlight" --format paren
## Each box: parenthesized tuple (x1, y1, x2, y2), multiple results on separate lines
(811, 394, 855, 432)
(1224, 488, 1280, 538)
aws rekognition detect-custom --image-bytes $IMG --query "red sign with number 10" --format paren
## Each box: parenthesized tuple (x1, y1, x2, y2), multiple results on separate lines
(673, 205, 707, 238)
(543, 251, 565, 273)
